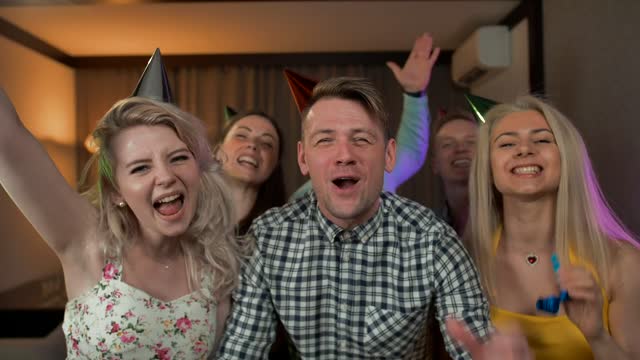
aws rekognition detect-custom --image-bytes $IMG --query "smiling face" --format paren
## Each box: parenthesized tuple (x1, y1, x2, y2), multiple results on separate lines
(297, 97, 396, 229)
(112, 125, 201, 242)
(490, 110, 561, 200)
(219, 115, 280, 187)
(432, 118, 478, 185)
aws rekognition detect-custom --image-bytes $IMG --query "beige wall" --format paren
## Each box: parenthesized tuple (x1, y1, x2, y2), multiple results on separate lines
(471, 19, 530, 102)
(0, 35, 76, 292)
(544, 0, 640, 236)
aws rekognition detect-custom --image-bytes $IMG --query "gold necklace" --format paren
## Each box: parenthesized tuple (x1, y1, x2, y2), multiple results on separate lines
(150, 253, 182, 270)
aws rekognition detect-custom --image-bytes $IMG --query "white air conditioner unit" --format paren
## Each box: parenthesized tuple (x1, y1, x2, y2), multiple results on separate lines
(452, 26, 511, 87)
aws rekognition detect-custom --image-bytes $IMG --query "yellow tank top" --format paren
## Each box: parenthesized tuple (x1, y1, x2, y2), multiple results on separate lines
(491, 227, 610, 360)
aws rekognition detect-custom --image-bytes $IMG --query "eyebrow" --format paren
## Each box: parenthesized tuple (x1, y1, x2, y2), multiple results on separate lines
(494, 128, 553, 143)
(309, 128, 377, 138)
(352, 128, 377, 137)
(124, 147, 190, 169)
(437, 134, 476, 141)
(309, 129, 336, 138)
(235, 125, 277, 141)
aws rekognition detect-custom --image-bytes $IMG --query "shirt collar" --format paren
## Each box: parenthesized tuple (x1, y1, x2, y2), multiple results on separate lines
(311, 191, 384, 244)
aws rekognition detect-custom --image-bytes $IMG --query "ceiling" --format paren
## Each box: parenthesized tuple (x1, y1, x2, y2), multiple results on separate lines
(0, 1, 519, 57)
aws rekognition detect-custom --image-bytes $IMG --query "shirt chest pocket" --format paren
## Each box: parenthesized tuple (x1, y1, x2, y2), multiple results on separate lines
(364, 306, 427, 358)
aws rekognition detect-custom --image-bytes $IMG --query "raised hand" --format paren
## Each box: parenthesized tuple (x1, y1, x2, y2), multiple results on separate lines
(446, 318, 532, 360)
(386, 33, 441, 93)
(558, 265, 606, 341)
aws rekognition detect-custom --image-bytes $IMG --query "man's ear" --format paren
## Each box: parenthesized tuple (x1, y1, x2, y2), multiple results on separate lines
(384, 138, 397, 173)
(297, 140, 309, 176)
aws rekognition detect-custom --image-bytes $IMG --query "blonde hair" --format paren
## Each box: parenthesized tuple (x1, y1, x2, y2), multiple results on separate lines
(467, 95, 636, 300)
(82, 97, 244, 298)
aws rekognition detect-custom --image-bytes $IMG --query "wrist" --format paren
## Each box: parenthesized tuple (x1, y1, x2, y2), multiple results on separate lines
(586, 328, 609, 347)
(404, 90, 425, 98)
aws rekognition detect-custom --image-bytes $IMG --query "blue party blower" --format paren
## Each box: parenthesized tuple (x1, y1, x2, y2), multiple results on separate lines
(536, 254, 570, 314)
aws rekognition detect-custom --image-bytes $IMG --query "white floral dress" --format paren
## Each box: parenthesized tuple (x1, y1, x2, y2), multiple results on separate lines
(63, 260, 217, 359)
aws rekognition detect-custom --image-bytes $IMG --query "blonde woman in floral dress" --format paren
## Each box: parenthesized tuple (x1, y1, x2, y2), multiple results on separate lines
(0, 86, 243, 358)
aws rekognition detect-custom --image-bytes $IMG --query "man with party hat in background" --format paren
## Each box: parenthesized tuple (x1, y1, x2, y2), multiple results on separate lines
(428, 93, 497, 235)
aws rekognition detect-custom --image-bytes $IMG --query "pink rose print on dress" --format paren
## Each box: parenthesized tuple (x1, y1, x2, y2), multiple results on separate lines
(103, 263, 118, 280)
(120, 333, 137, 344)
(154, 343, 171, 360)
(193, 340, 207, 354)
(98, 341, 108, 352)
(175, 316, 192, 334)
(109, 322, 120, 334)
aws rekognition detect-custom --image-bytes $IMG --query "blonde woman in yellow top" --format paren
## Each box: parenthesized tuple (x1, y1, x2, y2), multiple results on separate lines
(465, 95, 640, 359)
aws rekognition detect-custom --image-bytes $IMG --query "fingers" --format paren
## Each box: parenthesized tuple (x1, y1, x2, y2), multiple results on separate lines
(558, 265, 594, 284)
(411, 33, 434, 58)
(445, 318, 482, 355)
(428, 47, 441, 66)
(487, 322, 532, 360)
(411, 33, 440, 68)
(564, 288, 599, 302)
(446, 318, 533, 360)
(389, 33, 439, 91)
(558, 266, 601, 301)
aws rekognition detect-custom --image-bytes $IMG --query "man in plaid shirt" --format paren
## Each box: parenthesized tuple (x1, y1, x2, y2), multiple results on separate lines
(218, 77, 530, 359)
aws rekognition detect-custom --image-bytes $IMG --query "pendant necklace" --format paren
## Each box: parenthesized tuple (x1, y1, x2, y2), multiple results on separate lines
(526, 253, 539, 266)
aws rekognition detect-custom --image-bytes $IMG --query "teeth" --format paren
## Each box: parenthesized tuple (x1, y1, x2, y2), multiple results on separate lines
(157, 194, 180, 204)
(513, 166, 541, 174)
(452, 159, 470, 167)
(238, 156, 258, 167)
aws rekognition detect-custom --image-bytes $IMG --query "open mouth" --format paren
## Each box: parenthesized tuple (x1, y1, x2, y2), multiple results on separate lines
(512, 165, 542, 175)
(153, 193, 184, 216)
(452, 158, 471, 168)
(237, 155, 258, 168)
(332, 176, 360, 190)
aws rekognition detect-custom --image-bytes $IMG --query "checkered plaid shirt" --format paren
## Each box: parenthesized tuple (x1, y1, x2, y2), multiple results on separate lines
(217, 192, 491, 359)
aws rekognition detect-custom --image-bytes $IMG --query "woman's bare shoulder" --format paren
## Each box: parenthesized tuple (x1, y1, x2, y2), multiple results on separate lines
(608, 239, 640, 297)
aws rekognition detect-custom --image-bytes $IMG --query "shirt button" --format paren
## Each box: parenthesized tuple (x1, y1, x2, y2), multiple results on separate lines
(343, 252, 351, 262)
(340, 304, 348, 313)
(339, 340, 347, 350)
